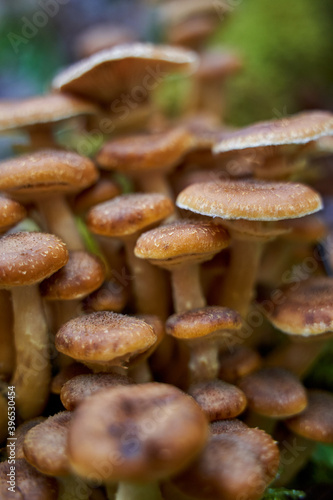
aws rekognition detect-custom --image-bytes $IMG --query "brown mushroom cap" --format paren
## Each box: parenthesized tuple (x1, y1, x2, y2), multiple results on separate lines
(73, 177, 121, 214)
(74, 24, 137, 59)
(0, 232, 69, 288)
(23, 412, 72, 476)
(264, 277, 333, 336)
(68, 383, 209, 482)
(51, 363, 91, 395)
(0, 459, 58, 500)
(12, 417, 46, 459)
(55, 311, 156, 367)
(285, 390, 333, 443)
(280, 214, 327, 243)
(0, 93, 97, 133)
(166, 306, 242, 340)
(60, 372, 132, 410)
(87, 193, 174, 238)
(0, 149, 98, 197)
(167, 16, 218, 49)
(210, 418, 249, 435)
(238, 367, 307, 418)
(40, 251, 105, 301)
(97, 127, 195, 173)
(52, 43, 198, 104)
(0, 195, 26, 233)
(213, 111, 333, 154)
(134, 220, 230, 268)
(176, 180, 323, 221)
(189, 380, 247, 421)
(218, 346, 262, 384)
(83, 280, 128, 313)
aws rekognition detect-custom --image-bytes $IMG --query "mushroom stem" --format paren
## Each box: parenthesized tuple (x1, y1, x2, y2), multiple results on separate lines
(172, 264, 206, 313)
(0, 290, 15, 380)
(218, 238, 263, 317)
(58, 475, 92, 500)
(28, 126, 56, 149)
(37, 195, 85, 251)
(11, 285, 51, 419)
(129, 361, 153, 383)
(115, 481, 163, 500)
(187, 338, 219, 384)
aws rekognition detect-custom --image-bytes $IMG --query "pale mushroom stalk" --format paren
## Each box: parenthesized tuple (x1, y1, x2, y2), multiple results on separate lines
(115, 481, 162, 500)
(171, 263, 206, 313)
(187, 337, 220, 384)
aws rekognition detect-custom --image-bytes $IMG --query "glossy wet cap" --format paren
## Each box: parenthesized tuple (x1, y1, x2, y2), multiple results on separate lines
(24, 412, 71, 476)
(177, 180, 323, 221)
(68, 383, 209, 482)
(135, 220, 230, 268)
(55, 311, 156, 368)
(213, 111, 333, 153)
(97, 127, 195, 173)
(0, 195, 26, 233)
(87, 193, 174, 237)
(218, 346, 262, 384)
(189, 380, 247, 421)
(264, 277, 333, 337)
(60, 372, 132, 410)
(285, 390, 333, 443)
(238, 367, 307, 418)
(0, 232, 69, 288)
(40, 251, 105, 301)
(0, 459, 58, 500)
(0, 149, 98, 196)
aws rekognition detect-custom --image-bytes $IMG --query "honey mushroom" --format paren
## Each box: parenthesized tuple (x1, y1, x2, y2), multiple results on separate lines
(0, 232, 68, 419)
(176, 179, 323, 317)
(67, 383, 209, 500)
(0, 149, 98, 251)
(8, 417, 45, 459)
(83, 281, 128, 315)
(87, 193, 174, 318)
(218, 345, 263, 384)
(50, 363, 91, 396)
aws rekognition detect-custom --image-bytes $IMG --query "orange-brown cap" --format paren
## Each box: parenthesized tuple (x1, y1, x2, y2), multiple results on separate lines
(189, 380, 247, 421)
(213, 111, 333, 154)
(23, 412, 71, 476)
(40, 251, 105, 301)
(52, 43, 198, 104)
(0, 195, 26, 233)
(83, 280, 128, 313)
(135, 220, 230, 268)
(0, 459, 58, 500)
(60, 372, 132, 411)
(264, 277, 333, 337)
(74, 24, 137, 59)
(238, 367, 307, 418)
(0, 232, 69, 288)
(279, 214, 327, 243)
(87, 193, 174, 238)
(176, 180, 323, 221)
(285, 390, 333, 443)
(11, 417, 46, 459)
(0, 150, 98, 197)
(167, 16, 218, 49)
(218, 346, 262, 384)
(73, 177, 121, 214)
(68, 383, 208, 482)
(51, 362, 91, 395)
(97, 127, 195, 174)
(210, 418, 248, 435)
(55, 311, 156, 369)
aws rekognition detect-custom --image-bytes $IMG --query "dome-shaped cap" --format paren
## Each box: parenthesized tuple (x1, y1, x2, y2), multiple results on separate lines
(12, 417, 46, 459)
(83, 280, 128, 313)
(210, 419, 248, 435)
(218, 346, 262, 384)
(51, 363, 91, 395)
(40, 251, 105, 301)
(0, 195, 26, 233)
(55, 311, 156, 368)
(68, 383, 208, 482)
(0, 149, 98, 196)
(87, 193, 174, 237)
(0, 232, 68, 288)
(73, 177, 121, 213)
(177, 179, 322, 221)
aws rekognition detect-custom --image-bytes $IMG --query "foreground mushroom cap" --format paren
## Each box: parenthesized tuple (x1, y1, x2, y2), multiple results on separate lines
(176, 180, 323, 221)
(0, 195, 26, 233)
(0, 232, 68, 288)
(68, 383, 209, 482)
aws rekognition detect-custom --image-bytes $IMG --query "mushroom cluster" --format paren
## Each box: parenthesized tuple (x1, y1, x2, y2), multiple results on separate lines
(1, 4, 333, 500)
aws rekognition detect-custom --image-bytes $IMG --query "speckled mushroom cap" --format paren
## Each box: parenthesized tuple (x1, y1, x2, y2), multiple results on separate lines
(0, 459, 58, 500)
(55, 311, 156, 368)
(23, 412, 71, 476)
(0, 232, 69, 288)
(60, 372, 132, 411)
(52, 43, 198, 104)
(51, 363, 91, 395)
(0, 150, 98, 197)
(285, 390, 333, 443)
(176, 180, 323, 221)
(213, 111, 333, 154)
(166, 306, 242, 340)
(68, 383, 209, 482)
(83, 281, 128, 313)
(40, 251, 105, 301)
(86, 193, 174, 238)
(134, 220, 230, 268)
(97, 127, 195, 173)
(218, 346, 262, 384)
(0, 195, 26, 233)
(210, 419, 249, 435)
(189, 380, 247, 421)
(173, 425, 280, 500)
(238, 367, 307, 418)
(11, 417, 46, 459)
(196, 52, 242, 81)
(73, 178, 121, 214)
(263, 277, 333, 337)
(0, 93, 97, 133)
